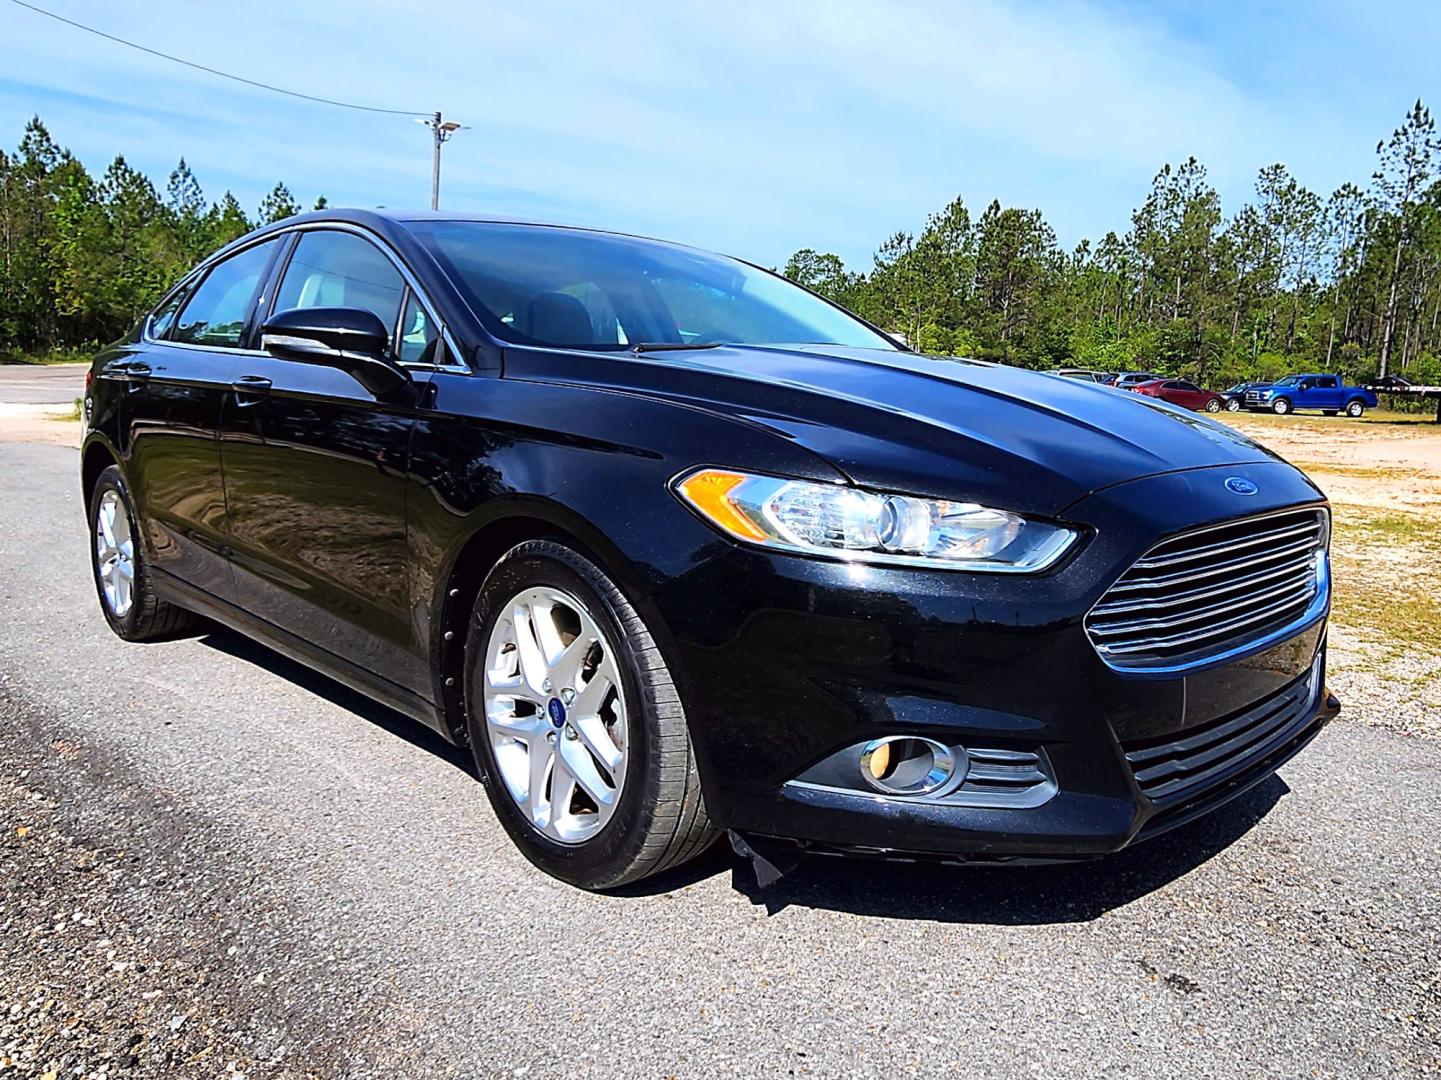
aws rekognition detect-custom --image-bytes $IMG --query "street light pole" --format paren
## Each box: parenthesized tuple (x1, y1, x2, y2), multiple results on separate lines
(417, 112, 465, 210)
(430, 110, 442, 211)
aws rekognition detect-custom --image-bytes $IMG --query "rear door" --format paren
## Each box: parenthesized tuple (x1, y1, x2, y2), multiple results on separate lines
(1312, 375, 1343, 410)
(217, 226, 433, 691)
(122, 236, 284, 600)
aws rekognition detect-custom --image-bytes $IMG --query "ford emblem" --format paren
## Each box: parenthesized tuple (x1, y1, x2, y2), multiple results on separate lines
(1225, 477, 1259, 496)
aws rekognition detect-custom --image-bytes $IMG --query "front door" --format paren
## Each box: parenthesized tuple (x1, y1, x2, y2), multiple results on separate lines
(122, 236, 284, 600)
(218, 228, 428, 692)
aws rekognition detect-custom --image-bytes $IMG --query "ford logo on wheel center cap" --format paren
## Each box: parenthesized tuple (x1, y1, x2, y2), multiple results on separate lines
(1225, 477, 1259, 496)
(547, 698, 566, 727)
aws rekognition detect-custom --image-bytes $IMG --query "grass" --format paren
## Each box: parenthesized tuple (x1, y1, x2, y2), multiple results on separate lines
(1331, 578, 1441, 657)
(53, 397, 83, 422)
(0, 348, 94, 366)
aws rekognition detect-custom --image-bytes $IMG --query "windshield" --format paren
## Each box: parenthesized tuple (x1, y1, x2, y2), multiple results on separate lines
(407, 221, 896, 351)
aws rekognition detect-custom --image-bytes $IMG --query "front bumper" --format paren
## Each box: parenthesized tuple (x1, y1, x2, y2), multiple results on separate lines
(646, 461, 1332, 861)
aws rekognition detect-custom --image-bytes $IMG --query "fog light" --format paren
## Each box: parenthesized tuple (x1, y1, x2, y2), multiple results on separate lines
(858, 736, 960, 796)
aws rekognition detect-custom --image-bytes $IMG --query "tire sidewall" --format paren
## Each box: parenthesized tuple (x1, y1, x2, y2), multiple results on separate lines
(1273, 398, 1291, 414)
(1205, 399, 1221, 413)
(1226, 399, 1241, 412)
(89, 466, 144, 639)
(1346, 400, 1365, 417)
(463, 543, 668, 889)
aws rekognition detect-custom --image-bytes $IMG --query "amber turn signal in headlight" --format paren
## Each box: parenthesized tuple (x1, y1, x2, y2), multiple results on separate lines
(673, 468, 1077, 572)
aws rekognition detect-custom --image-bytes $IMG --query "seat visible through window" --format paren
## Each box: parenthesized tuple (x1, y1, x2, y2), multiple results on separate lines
(273, 231, 406, 350)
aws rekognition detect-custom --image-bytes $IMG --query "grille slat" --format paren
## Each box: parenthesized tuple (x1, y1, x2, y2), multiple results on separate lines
(1132, 520, 1322, 571)
(1103, 536, 1320, 594)
(1088, 571, 1318, 638)
(1085, 507, 1328, 671)
(1123, 663, 1319, 805)
(1091, 557, 1316, 617)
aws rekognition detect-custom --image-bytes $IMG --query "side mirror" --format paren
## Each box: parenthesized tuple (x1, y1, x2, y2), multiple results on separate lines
(260, 307, 412, 398)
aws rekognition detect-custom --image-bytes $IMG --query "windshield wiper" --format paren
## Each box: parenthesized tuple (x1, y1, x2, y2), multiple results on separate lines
(629, 342, 725, 353)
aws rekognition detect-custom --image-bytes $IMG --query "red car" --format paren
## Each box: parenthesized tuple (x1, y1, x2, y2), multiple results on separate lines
(1130, 379, 1226, 413)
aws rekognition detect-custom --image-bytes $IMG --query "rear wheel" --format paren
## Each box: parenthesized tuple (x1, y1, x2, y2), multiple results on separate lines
(1272, 398, 1292, 415)
(1345, 399, 1366, 418)
(464, 540, 716, 889)
(89, 466, 199, 641)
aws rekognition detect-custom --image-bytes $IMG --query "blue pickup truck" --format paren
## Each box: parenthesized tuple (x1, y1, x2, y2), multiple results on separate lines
(1243, 374, 1378, 417)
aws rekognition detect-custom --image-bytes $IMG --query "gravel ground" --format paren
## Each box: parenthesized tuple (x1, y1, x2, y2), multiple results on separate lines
(2, 440, 1439, 1078)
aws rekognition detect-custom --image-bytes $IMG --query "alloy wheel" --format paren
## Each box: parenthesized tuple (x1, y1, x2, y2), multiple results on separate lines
(95, 489, 136, 619)
(481, 586, 628, 844)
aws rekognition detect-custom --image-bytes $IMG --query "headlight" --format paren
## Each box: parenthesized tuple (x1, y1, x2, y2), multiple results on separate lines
(673, 468, 1078, 572)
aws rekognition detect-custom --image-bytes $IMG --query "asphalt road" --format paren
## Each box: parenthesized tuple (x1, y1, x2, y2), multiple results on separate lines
(1, 439, 1438, 1078)
(0, 362, 88, 404)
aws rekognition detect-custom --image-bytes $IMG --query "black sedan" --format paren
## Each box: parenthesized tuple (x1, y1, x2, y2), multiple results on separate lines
(82, 210, 1338, 889)
(1220, 381, 1268, 411)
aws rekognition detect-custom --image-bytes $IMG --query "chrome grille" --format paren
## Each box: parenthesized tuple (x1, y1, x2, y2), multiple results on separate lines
(1086, 507, 1328, 671)
(1123, 657, 1320, 806)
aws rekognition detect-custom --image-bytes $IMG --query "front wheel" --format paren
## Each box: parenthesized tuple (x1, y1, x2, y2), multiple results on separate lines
(1204, 398, 1222, 413)
(464, 540, 716, 889)
(1272, 398, 1293, 415)
(89, 465, 199, 641)
(1226, 399, 1241, 412)
(1345, 399, 1366, 418)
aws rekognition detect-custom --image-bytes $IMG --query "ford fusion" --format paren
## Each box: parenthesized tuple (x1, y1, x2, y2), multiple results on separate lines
(82, 211, 1337, 889)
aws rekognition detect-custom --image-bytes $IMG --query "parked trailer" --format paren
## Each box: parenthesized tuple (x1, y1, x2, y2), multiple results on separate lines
(1367, 385, 1441, 422)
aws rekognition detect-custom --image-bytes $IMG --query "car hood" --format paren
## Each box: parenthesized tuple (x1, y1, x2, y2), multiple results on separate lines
(513, 343, 1288, 517)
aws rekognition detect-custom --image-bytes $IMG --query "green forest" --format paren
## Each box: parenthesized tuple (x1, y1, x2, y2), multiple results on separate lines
(3, 102, 1441, 389)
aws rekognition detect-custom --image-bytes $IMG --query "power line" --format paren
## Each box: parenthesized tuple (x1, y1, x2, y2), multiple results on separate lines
(8, 0, 429, 117)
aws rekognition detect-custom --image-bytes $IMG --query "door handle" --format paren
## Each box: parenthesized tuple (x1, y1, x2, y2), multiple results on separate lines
(231, 375, 272, 400)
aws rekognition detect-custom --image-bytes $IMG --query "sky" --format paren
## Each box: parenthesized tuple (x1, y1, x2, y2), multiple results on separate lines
(2, 0, 1439, 269)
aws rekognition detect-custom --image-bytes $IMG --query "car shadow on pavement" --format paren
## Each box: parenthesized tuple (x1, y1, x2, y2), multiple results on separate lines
(702, 777, 1289, 923)
(193, 624, 1288, 924)
(197, 627, 473, 773)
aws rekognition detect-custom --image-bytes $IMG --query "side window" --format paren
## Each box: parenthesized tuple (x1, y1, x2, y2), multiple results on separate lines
(397, 292, 439, 364)
(148, 285, 189, 339)
(1163, 381, 1184, 390)
(173, 239, 280, 347)
(1318, 376, 1338, 388)
(273, 231, 405, 351)
(1178, 381, 1200, 392)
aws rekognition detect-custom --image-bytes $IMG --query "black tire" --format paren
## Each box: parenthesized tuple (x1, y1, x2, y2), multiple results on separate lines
(1345, 399, 1366, 418)
(463, 540, 716, 889)
(88, 465, 199, 641)
(1225, 399, 1241, 412)
(1204, 398, 1222, 413)
(1272, 398, 1292, 415)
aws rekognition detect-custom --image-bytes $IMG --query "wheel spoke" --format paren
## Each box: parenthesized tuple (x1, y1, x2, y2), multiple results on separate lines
(571, 713, 623, 774)
(528, 739, 555, 825)
(559, 736, 614, 807)
(530, 597, 568, 666)
(551, 634, 593, 692)
(98, 501, 117, 549)
(570, 671, 612, 718)
(549, 755, 578, 824)
(512, 603, 552, 696)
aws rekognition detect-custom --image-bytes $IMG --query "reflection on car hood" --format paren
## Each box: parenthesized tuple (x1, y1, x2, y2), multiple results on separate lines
(521, 343, 1289, 517)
